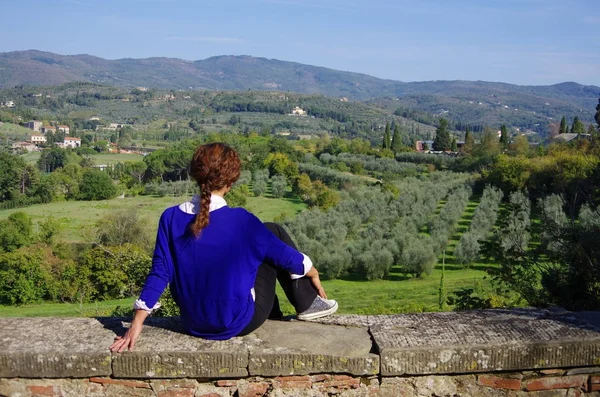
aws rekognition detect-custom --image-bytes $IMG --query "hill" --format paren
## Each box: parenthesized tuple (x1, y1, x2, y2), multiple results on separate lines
(0, 50, 598, 130)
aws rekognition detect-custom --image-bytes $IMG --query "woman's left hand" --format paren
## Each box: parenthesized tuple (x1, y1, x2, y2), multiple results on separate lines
(109, 310, 148, 352)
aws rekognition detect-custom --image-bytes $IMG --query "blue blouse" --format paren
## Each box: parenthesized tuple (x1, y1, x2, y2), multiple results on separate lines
(136, 196, 310, 340)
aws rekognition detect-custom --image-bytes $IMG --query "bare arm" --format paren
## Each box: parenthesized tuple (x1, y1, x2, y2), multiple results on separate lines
(109, 309, 149, 352)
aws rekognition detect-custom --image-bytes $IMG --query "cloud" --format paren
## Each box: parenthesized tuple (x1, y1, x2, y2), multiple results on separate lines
(165, 36, 244, 44)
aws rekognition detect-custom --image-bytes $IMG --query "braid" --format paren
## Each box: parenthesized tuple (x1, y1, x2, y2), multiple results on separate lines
(189, 142, 241, 237)
(191, 186, 212, 237)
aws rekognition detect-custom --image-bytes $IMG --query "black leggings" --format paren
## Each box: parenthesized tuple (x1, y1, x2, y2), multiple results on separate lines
(237, 222, 318, 336)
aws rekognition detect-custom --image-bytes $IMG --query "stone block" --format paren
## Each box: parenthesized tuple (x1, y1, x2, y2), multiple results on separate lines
(108, 317, 250, 378)
(371, 309, 600, 376)
(247, 320, 379, 376)
(0, 318, 113, 377)
(566, 367, 600, 375)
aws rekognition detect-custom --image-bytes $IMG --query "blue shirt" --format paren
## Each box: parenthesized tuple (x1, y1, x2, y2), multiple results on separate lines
(137, 197, 309, 340)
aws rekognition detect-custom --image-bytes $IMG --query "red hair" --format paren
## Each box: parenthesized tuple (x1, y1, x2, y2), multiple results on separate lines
(189, 143, 241, 236)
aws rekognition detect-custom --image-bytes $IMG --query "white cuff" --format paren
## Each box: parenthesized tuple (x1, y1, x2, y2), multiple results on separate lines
(291, 253, 313, 279)
(133, 299, 161, 314)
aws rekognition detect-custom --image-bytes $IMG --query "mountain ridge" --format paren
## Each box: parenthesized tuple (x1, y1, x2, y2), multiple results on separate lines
(0, 50, 598, 128)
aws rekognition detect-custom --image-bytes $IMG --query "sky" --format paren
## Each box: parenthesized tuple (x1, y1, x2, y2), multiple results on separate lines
(2, 0, 599, 86)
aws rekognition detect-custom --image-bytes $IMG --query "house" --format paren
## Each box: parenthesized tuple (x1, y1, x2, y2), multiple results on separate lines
(554, 133, 592, 143)
(41, 125, 56, 134)
(57, 125, 70, 134)
(290, 107, 307, 116)
(64, 137, 81, 148)
(415, 140, 434, 152)
(12, 142, 38, 152)
(30, 134, 47, 145)
(0, 100, 15, 108)
(25, 120, 43, 132)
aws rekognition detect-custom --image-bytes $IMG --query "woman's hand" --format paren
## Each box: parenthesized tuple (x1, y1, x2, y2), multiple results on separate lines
(305, 267, 327, 299)
(109, 310, 148, 352)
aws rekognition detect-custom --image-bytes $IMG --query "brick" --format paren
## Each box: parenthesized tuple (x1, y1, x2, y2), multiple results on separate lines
(321, 377, 360, 390)
(151, 380, 198, 389)
(236, 381, 269, 397)
(198, 394, 223, 397)
(524, 375, 588, 391)
(478, 374, 522, 391)
(274, 375, 312, 389)
(591, 383, 600, 392)
(156, 389, 195, 397)
(215, 379, 237, 387)
(311, 374, 332, 382)
(591, 376, 600, 384)
(26, 385, 61, 396)
(89, 377, 151, 389)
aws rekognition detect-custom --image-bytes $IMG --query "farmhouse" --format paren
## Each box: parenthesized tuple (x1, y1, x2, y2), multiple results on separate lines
(25, 120, 43, 132)
(64, 137, 81, 148)
(30, 134, 47, 145)
(290, 106, 307, 116)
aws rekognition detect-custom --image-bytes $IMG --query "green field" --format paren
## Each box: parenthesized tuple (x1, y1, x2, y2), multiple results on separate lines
(0, 191, 308, 243)
(20, 151, 144, 165)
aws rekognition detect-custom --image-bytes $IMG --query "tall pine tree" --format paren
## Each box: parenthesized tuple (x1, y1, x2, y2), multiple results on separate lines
(382, 122, 391, 149)
(570, 117, 586, 135)
(433, 118, 451, 151)
(559, 116, 568, 135)
(499, 125, 509, 148)
(464, 126, 474, 154)
(391, 124, 403, 153)
(595, 95, 600, 130)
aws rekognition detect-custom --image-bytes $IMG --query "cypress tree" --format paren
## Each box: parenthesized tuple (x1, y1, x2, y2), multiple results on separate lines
(595, 95, 600, 130)
(499, 125, 509, 148)
(464, 126, 474, 154)
(382, 122, 391, 149)
(433, 118, 451, 151)
(571, 117, 586, 135)
(559, 116, 567, 134)
(391, 124, 403, 153)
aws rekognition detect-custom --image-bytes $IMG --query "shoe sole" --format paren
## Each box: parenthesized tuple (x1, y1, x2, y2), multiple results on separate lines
(296, 301, 338, 321)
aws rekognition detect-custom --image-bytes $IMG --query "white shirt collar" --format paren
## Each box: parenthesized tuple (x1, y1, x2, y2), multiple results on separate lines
(178, 194, 227, 215)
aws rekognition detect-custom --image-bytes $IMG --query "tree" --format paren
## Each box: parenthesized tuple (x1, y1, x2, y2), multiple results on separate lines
(464, 127, 475, 154)
(570, 117, 586, 135)
(271, 175, 288, 198)
(451, 137, 457, 152)
(559, 116, 568, 135)
(478, 126, 501, 156)
(0, 151, 27, 202)
(499, 125, 509, 148)
(79, 169, 117, 200)
(382, 122, 391, 150)
(391, 124, 404, 153)
(595, 95, 600, 130)
(513, 135, 529, 156)
(93, 210, 151, 249)
(433, 118, 451, 151)
(455, 232, 480, 265)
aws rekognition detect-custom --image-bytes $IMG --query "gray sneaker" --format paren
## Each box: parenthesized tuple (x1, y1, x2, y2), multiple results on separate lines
(297, 296, 338, 320)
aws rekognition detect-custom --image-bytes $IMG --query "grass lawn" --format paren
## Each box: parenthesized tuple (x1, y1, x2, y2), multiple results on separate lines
(20, 151, 144, 165)
(0, 191, 308, 243)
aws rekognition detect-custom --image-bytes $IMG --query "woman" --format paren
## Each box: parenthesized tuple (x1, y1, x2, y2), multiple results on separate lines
(110, 143, 337, 352)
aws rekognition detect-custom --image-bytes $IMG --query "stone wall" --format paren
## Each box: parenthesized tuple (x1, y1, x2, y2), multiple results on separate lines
(1, 309, 600, 397)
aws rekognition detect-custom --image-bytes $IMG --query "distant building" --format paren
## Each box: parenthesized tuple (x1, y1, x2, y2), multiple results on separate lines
(41, 125, 56, 134)
(30, 134, 47, 145)
(415, 140, 434, 152)
(554, 133, 591, 143)
(57, 125, 70, 134)
(25, 120, 43, 132)
(12, 142, 37, 152)
(64, 137, 81, 148)
(290, 107, 307, 116)
(0, 100, 15, 108)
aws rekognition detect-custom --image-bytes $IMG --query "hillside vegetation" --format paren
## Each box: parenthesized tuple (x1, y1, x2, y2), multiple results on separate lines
(0, 50, 597, 132)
